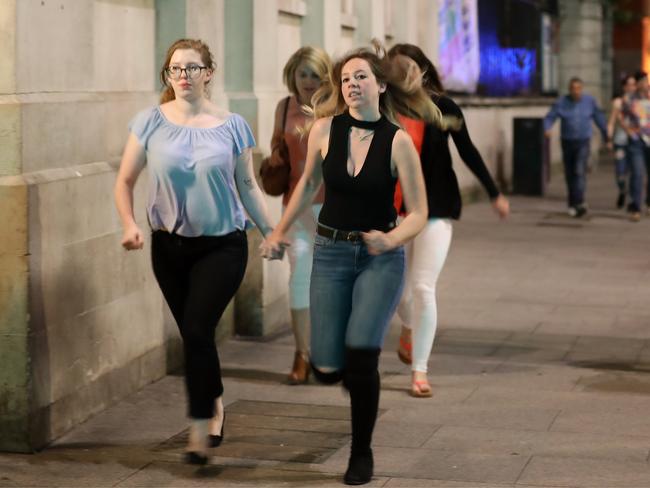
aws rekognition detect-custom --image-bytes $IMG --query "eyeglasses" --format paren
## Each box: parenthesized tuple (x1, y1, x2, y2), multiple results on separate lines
(166, 65, 208, 80)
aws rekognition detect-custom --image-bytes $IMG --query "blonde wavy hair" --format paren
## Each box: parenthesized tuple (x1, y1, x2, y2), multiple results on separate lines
(283, 46, 332, 98)
(310, 40, 458, 130)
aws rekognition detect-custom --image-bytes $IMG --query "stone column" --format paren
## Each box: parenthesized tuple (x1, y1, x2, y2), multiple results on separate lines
(224, 0, 291, 338)
(0, 0, 29, 452)
(417, 0, 439, 65)
(186, 0, 228, 107)
(354, 0, 386, 44)
(302, 0, 342, 54)
(391, 0, 419, 46)
(558, 0, 605, 104)
(155, 0, 186, 87)
(600, 2, 614, 102)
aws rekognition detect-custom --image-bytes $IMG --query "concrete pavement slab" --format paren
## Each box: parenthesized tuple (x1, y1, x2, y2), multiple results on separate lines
(549, 408, 650, 437)
(383, 479, 515, 488)
(516, 456, 650, 487)
(463, 386, 650, 414)
(372, 421, 441, 449)
(379, 404, 560, 432)
(392, 449, 530, 485)
(423, 425, 650, 462)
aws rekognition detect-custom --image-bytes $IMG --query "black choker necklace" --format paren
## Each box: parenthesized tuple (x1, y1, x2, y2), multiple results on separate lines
(343, 111, 384, 129)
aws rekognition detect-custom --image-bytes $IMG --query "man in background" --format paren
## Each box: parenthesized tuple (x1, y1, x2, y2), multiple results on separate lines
(544, 77, 609, 218)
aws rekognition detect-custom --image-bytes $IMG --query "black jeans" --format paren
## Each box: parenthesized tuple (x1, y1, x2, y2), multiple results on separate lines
(151, 230, 248, 419)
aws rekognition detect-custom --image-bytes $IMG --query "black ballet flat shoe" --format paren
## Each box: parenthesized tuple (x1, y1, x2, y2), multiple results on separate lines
(209, 411, 226, 448)
(344, 449, 374, 485)
(184, 451, 208, 465)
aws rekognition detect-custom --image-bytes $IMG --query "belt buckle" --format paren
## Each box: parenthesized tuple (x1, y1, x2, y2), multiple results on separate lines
(347, 231, 360, 242)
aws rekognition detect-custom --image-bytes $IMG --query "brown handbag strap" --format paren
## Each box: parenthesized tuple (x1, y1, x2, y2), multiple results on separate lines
(281, 96, 290, 132)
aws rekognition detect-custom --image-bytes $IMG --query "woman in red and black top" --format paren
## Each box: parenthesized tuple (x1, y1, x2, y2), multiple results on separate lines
(387, 44, 510, 397)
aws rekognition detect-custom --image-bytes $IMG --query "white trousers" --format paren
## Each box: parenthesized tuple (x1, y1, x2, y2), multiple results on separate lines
(284, 204, 322, 310)
(396, 218, 453, 372)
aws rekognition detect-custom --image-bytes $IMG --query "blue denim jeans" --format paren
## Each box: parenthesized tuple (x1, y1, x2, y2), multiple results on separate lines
(561, 138, 590, 208)
(642, 143, 650, 206)
(309, 234, 405, 370)
(625, 139, 647, 210)
(613, 144, 628, 194)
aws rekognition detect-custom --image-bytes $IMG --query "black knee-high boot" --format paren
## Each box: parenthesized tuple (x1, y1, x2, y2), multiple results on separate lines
(342, 347, 380, 485)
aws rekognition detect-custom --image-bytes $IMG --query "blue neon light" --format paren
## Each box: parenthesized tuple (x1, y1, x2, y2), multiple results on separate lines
(477, 0, 537, 96)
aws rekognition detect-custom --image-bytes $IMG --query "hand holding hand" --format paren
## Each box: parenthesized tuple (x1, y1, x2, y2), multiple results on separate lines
(260, 229, 290, 260)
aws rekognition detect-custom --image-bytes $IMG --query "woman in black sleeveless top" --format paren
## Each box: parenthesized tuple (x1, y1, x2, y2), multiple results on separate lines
(262, 44, 448, 485)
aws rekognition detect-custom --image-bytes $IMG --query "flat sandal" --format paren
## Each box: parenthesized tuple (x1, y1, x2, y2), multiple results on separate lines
(409, 380, 432, 398)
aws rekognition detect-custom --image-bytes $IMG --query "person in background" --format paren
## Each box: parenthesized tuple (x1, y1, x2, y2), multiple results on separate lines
(387, 43, 509, 398)
(544, 77, 609, 218)
(268, 47, 332, 384)
(607, 74, 635, 211)
(623, 70, 650, 219)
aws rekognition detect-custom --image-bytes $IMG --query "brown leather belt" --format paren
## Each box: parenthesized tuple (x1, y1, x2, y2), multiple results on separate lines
(316, 222, 395, 242)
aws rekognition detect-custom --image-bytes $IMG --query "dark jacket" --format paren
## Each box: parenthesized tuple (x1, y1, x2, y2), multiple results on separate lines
(420, 95, 500, 220)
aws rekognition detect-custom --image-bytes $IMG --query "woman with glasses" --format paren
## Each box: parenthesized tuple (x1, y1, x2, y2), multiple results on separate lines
(114, 38, 276, 464)
(268, 47, 332, 385)
(262, 42, 447, 485)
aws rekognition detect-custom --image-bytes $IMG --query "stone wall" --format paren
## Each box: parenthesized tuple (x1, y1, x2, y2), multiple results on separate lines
(0, 0, 164, 453)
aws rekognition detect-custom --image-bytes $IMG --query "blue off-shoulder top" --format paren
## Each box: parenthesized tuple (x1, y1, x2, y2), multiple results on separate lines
(128, 106, 255, 237)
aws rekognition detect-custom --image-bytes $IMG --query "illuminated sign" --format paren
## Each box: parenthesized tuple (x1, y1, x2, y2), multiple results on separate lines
(438, 0, 481, 92)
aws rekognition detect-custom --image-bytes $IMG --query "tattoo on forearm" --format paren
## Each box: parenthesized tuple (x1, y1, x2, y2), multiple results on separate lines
(243, 177, 254, 188)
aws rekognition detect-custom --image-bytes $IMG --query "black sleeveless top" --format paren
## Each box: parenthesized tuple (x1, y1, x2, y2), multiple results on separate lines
(318, 112, 400, 232)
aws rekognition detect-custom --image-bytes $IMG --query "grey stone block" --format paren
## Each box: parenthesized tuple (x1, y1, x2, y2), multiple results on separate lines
(376, 447, 529, 484)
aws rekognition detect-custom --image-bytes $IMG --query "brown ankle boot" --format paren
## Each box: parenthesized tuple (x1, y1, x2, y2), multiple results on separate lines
(286, 351, 310, 385)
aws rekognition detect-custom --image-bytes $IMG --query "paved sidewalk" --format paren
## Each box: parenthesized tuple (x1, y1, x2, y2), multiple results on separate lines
(2, 163, 650, 487)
